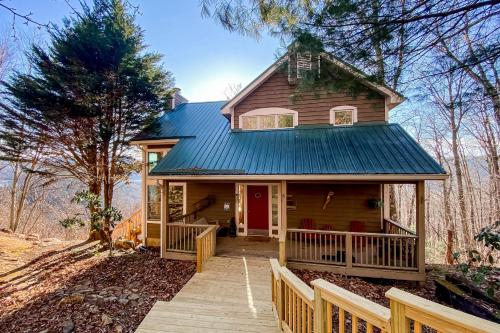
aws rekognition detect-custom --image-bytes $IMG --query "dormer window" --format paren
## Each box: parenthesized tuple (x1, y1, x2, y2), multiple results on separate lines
(330, 106, 358, 126)
(239, 108, 298, 130)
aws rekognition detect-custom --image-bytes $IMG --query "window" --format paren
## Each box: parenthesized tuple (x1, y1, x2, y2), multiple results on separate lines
(278, 114, 294, 128)
(147, 185, 161, 220)
(148, 152, 162, 173)
(169, 184, 184, 217)
(260, 115, 275, 129)
(242, 116, 258, 130)
(330, 106, 357, 126)
(147, 183, 186, 221)
(271, 185, 279, 227)
(240, 108, 298, 130)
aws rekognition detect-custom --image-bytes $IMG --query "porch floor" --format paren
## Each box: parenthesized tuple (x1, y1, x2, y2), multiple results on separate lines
(135, 256, 280, 333)
(216, 236, 279, 258)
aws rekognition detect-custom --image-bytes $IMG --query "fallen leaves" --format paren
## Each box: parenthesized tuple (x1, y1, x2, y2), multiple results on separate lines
(0, 242, 196, 332)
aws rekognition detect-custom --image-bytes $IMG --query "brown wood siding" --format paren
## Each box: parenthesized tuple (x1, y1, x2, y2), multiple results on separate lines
(287, 183, 382, 232)
(186, 182, 235, 223)
(234, 71, 386, 128)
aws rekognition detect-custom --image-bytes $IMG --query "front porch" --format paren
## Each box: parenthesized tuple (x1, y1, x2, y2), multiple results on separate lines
(151, 179, 426, 281)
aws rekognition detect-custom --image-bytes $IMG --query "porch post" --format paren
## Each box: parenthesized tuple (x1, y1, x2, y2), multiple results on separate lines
(141, 148, 147, 245)
(383, 184, 390, 219)
(416, 181, 425, 275)
(279, 180, 287, 266)
(160, 180, 169, 258)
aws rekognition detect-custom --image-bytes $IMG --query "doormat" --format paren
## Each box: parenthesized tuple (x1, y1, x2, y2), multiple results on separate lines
(244, 236, 271, 242)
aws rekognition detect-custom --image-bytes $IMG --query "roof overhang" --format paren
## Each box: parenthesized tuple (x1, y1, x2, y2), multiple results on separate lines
(220, 55, 287, 116)
(147, 174, 448, 181)
(129, 138, 180, 146)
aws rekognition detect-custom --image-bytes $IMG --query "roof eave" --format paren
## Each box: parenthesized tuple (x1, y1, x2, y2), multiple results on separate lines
(147, 173, 448, 181)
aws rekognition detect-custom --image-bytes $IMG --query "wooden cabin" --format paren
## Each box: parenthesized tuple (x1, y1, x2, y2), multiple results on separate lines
(131, 52, 447, 281)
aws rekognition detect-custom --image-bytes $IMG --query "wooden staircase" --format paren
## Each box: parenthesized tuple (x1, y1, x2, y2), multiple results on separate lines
(170, 195, 216, 224)
(112, 209, 142, 244)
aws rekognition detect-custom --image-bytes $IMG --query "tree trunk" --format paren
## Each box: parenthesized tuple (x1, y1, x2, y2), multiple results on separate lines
(9, 162, 20, 231)
(451, 127, 470, 247)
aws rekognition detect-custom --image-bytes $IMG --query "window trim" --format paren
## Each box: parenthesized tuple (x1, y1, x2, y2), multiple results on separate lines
(147, 151, 164, 174)
(329, 106, 358, 126)
(146, 180, 187, 223)
(239, 108, 298, 130)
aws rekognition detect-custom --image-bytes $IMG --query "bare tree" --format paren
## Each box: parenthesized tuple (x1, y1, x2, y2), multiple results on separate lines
(424, 58, 473, 246)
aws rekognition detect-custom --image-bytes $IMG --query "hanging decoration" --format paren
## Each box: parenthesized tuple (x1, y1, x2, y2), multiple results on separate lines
(322, 191, 335, 210)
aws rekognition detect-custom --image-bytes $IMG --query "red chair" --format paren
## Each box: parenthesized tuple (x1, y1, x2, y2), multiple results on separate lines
(300, 218, 317, 240)
(350, 221, 367, 247)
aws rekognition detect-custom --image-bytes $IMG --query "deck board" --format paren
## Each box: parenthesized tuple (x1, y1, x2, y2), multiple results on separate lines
(135, 256, 281, 333)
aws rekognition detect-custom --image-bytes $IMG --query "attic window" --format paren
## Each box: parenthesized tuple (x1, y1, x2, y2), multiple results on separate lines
(239, 108, 298, 130)
(330, 106, 358, 126)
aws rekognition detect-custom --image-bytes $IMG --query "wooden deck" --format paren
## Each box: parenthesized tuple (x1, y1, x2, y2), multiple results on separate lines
(135, 256, 281, 333)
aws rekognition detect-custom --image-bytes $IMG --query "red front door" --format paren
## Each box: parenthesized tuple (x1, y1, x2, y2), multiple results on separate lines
(247, 185, 269, 230)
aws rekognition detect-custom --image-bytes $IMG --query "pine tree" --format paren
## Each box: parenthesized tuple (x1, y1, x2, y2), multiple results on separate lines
(0, 0, 174, 242)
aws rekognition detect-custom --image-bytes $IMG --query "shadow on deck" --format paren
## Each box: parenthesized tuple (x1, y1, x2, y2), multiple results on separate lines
(215, 236, 279, 259)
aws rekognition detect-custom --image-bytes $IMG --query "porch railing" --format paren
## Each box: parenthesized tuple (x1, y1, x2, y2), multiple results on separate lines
(270, 258, 500, 333)
(286, 229, 418, 270)
(112, 209, 142, 242)
(383, 218, 416, 236)
(167, 223, 210, 253)
(166, 223, 216, 273)
(196, 225, 217, 272)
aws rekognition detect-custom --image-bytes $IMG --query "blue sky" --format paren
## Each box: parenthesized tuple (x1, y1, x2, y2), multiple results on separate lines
(0, 0, 284, 101)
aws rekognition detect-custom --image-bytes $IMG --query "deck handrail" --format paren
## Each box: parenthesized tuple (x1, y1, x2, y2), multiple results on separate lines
(286, 229, 418, 271)
(270, 258, 314, 332)
(287, 228, 418, 238)
(196, 225, 217, 273)
(167, 224, 210, 254)
(386, 288, 499, 333)
(312, 279, 391, 332)
(384, 218, 416, 236)
(270, 259, 500, 333)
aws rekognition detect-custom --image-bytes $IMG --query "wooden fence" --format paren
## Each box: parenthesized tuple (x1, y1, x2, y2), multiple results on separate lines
(286, 229, 418, 270)
(270, 258, 500, 333)
(112, 209, 142, 242)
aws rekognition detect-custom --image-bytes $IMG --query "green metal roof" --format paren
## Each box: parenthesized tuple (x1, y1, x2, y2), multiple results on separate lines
(136, 102, 445, 176)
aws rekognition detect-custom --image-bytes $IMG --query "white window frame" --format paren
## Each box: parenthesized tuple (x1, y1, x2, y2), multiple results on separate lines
(146, 150, 166, 175)
(145, 180, 186, 224)
(239, 108, 298, 130)
(329, 106, 358, 126)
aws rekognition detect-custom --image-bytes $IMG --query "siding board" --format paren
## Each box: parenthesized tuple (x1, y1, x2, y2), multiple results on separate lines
(234, 71, 386, 128)
(287, 183, 382, 232)
(186, 183, 235, 223)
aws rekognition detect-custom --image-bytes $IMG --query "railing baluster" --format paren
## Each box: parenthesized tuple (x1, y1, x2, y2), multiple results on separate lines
(352, 315, 358, 333)
(339, 308, 345, 333)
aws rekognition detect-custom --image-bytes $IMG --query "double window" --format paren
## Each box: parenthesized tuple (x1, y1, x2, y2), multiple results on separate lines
(146, 183, 186, 221)
(330, 106, 357, 126)
(239, 108, 298, 130)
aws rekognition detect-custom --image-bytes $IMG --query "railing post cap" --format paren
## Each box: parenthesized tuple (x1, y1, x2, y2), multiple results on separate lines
(384, 287, 404, 300)
(310, 278, 325, 288)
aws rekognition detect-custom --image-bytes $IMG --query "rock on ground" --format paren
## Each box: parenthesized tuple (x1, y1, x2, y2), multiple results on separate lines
(0, 241, 196, 333)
